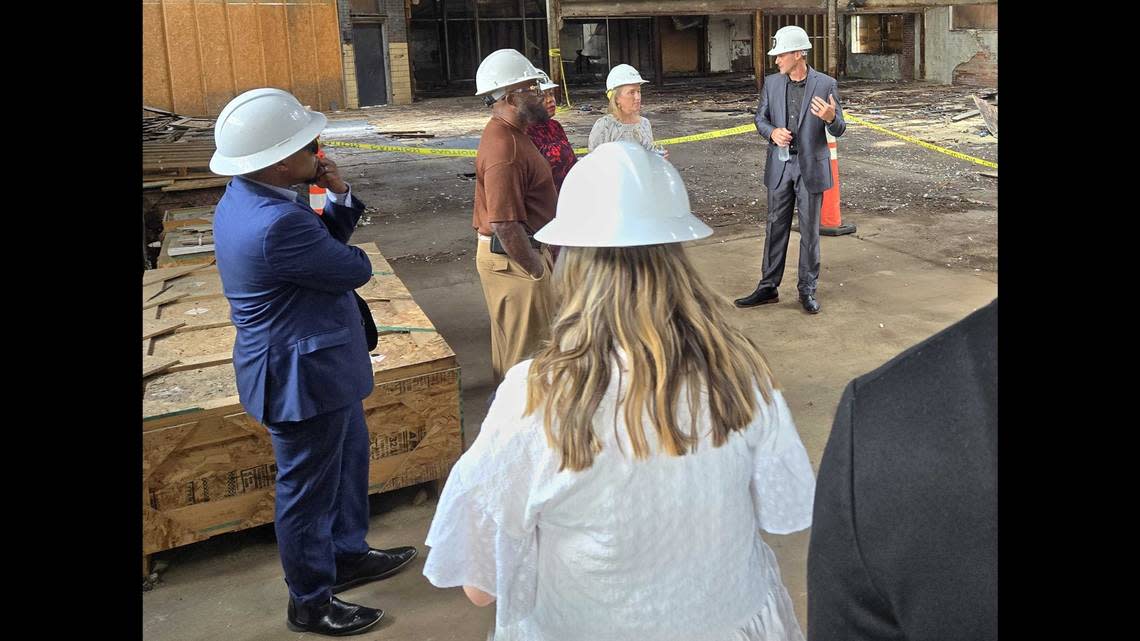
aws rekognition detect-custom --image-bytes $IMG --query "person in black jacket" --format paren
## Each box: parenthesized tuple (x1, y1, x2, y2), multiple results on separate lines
(807, 299, 997, 641)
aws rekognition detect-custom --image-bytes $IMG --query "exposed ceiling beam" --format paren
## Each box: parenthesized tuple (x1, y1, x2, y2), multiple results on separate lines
(562, 1, 827, 19)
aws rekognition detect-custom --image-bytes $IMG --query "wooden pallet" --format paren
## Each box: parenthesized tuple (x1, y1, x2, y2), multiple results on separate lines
(141, 244, 462, 574)
(162, 206, 215, 232)
(157, 223, 215, 268)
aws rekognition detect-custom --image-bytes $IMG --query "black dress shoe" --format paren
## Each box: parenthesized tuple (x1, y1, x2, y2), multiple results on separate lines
(333, 546, 418, 593)
(734, 286, 779, 308)
(287, 596, 383, 636)
(800, 294, 821, 314)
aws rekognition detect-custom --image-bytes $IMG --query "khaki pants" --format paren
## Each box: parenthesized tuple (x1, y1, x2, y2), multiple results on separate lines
(475, 238, 557, 382)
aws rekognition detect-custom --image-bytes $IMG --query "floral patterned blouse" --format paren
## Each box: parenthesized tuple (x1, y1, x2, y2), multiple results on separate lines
(526, 119, 578, 192)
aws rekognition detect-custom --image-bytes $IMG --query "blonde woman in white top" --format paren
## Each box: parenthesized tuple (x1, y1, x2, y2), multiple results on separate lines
(423, 141, 815, 641)
(588, 64, 669, 159)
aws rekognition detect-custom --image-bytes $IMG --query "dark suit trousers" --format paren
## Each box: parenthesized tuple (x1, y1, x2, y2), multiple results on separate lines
(760, 158, 822, 296)
(266, 401, 371, 606)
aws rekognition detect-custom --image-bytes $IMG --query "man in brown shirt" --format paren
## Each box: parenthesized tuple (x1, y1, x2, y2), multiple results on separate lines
(472, 49, 560, 381)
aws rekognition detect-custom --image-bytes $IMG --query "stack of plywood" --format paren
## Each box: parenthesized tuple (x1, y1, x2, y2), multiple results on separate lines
(142, 244, 462, 572)
(142, 140, 227, 192)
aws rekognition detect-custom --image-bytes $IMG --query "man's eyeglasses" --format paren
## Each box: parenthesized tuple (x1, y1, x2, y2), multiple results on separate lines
(508, 83, 540, 97)
(303, 138, 320, 154)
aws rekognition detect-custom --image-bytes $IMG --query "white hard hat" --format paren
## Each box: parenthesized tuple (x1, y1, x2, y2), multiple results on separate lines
(475, 49, 545, 100)
(605, 64, 649, 92)
(535, 141, 712, 248)
(209, 88, 327, 176)
(768, 25, 812, 56)
(536, 70, 559, 92)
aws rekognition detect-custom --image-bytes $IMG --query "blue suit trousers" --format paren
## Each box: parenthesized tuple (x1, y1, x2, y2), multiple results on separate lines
(266, 401, 371, 605)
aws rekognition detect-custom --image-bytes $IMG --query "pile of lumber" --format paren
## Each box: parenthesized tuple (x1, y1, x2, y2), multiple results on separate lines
(143, 106, 228, 192)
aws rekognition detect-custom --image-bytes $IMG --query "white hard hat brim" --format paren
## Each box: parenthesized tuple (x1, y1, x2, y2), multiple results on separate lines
(607, 79, 651, 92)
(538, 81, 559, 91)
(768, 42, 812, 56)
(474, 71, 546, 96)
(535, 214, 713, 247)
(209, 111, 328, 176)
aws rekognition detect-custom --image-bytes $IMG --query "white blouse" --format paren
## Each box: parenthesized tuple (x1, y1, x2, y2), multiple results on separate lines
(424, 359, 816, 641)
(588, 114, 657, 152)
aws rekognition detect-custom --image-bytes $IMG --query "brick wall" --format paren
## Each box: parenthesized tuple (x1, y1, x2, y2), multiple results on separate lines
(386, 0, 407, 42)
(389, 42, 413, 104)
(901, 13, 915, 80)
(337, 0, 353, 40)
(342, 43, 360, 109)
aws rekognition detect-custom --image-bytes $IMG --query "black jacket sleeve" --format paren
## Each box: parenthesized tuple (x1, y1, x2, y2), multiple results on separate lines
(807, 381, 903, 641)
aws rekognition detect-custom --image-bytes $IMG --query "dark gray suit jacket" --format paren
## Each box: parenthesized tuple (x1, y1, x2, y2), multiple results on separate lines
(807, 300, 997, 641)
(755, 67, 846, 193)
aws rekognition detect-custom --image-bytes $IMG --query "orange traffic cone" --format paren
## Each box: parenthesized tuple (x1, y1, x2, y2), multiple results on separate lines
(819, 131, 855, 236)
(309, 149, 327, 215)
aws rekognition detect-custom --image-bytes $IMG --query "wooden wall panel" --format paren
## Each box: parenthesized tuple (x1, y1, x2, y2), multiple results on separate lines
(143, 1, 345, 116)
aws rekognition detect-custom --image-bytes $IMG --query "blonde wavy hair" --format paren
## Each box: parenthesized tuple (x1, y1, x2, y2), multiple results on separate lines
(524, 244, 777, 472)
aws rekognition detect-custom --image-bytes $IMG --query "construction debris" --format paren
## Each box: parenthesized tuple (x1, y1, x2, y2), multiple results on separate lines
(143, 107, 226, 192)
(972, 95, 998, 137)
(376, 130, 436, 139)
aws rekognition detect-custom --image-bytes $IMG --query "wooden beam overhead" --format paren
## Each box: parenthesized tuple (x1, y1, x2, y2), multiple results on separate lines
(562, 0, 827, 19)
(841, 0, 994, 10)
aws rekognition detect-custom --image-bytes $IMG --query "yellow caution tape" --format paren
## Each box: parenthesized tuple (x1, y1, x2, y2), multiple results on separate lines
(322, 139, 476, 158)
(844, 114, 997, 169)
(548, 48, 573, 109)
(568, 123, 756, 156)
(654, 124, 758, 146)
(323, 114, 997, 169)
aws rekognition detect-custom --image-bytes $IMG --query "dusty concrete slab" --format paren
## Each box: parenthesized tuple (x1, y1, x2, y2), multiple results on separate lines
(143, 227, 996, 640)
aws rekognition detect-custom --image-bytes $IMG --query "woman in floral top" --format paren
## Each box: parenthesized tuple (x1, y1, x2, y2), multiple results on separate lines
(525, 73, 578, 192)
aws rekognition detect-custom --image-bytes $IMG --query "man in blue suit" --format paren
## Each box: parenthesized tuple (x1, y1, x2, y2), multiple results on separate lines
(735, 25, 846, 315)
(209, 88, 416, 637)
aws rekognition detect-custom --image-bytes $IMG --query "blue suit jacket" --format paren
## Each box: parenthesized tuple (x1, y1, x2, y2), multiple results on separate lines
(755, 67, 846, 193)
(214, 176, 374, 424)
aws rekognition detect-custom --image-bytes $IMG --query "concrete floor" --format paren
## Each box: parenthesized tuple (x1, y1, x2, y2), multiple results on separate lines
(143, 227, 996, 641)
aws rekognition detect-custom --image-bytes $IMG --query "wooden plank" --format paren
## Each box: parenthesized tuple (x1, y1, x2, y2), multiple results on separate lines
(171, 118, 215, 129)
(142, 262, 215, 287)
(563, 0, 824, 18)
(144, 355, 181, 379)
(143, 319, 188, 340)
(850, 0, 992, 7)
(951, 109, 981, 122)
(161, 177, 230, 192)
(166, 352, 234, 373)
(143, 282, 165, 303)
(973, 95, 998, 136)
(163, 205, 215, 230)
(143, 290, 188, 311)
(162, 298, 233, 331)
(144, 180, 176, 189)
(167, 244, 217, 257)
(160, 278, 226, 302)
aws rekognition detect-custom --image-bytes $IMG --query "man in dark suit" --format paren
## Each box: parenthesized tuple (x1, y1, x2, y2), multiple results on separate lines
(209, 88, 417, 637)
(735, 25, 846, 314)
(807, 300, 997, 641)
